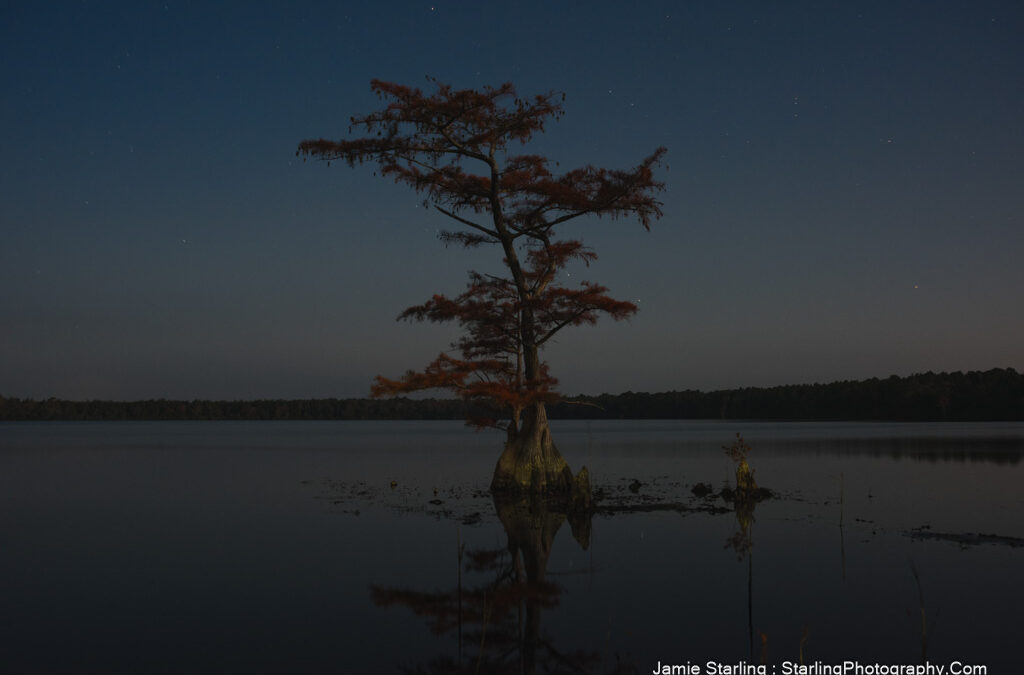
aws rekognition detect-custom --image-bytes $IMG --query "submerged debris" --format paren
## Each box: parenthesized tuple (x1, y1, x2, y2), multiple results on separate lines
(720, 486, 774, 504)
(905, 528, 1024, 548)
(691, 482, 714, 498)
(310, 468, 776, 524)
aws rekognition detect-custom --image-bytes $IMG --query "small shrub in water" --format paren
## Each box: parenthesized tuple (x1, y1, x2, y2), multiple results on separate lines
(723, 433, 758, 494)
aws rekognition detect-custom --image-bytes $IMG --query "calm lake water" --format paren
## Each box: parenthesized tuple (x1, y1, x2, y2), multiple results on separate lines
(1, 420, 1022, 673)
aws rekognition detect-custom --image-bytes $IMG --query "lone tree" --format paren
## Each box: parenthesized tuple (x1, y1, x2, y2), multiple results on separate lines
(298, 78, 665, 495)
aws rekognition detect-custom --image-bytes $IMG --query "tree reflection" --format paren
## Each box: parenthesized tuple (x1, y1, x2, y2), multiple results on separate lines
(370, 495, 637, 674)
(724, 493, 760, 662)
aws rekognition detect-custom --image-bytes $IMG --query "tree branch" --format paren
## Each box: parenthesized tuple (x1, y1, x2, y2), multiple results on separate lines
(535, 309, 589, 346)
(434, 205, 499, 238)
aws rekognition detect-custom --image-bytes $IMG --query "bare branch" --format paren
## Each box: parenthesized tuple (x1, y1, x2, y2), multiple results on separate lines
(434, 205, 499, 238)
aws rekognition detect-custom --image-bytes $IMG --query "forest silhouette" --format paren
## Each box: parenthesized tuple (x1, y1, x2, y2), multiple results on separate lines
(3, 368, 1021, 421)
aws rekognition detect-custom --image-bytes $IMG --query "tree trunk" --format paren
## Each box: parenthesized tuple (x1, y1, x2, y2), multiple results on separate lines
(491, 303, 574, 494)
(491, 401, 573, 494)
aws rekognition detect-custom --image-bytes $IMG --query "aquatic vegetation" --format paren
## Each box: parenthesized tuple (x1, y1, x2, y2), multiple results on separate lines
(723, 433, 759, 496)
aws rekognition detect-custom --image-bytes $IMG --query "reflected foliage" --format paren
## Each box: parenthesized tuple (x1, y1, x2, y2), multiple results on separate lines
(370, 496, 636, 674)
(725, 497, 757, 562)
(724, 491, 763, 662)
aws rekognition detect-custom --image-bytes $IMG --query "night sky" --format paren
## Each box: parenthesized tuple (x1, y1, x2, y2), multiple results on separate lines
(2, 1, 1022, 401)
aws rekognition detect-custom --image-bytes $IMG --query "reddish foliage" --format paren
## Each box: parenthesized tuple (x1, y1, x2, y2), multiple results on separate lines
(300, 78, 665, 433)
(723, 433, 753, 465)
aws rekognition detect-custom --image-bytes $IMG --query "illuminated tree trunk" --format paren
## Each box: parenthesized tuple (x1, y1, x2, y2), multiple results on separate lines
(491, 330, 573, 494)
(491, 400, 572, 494)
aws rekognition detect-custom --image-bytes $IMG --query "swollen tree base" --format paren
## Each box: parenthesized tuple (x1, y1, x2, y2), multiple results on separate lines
(489, 407, 595, 520)
(489, 428, 573, 495)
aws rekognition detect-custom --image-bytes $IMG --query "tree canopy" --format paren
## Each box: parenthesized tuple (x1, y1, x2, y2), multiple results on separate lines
(299, 78, 665, 493)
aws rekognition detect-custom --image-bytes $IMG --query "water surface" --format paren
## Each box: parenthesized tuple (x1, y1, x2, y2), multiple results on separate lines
(1, 420, 1021, 673)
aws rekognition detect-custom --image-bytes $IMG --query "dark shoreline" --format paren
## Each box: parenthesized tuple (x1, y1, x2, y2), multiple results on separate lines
(3, 368, 1022, 422)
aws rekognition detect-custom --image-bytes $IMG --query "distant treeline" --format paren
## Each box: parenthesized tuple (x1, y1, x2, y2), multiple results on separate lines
(554, 368, 1024, 421)
(2, 368, 1022, 422)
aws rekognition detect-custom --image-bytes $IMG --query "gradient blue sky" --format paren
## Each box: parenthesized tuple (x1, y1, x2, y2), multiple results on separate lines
(2, 1, 1022, 400)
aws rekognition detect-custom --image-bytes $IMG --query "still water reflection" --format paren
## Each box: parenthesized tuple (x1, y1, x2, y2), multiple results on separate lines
(371, 495, 613, 674)
(0, 421, 1021, 673)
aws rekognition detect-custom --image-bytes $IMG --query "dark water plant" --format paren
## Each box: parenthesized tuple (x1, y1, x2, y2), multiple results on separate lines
(723, 433, 758, 496)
